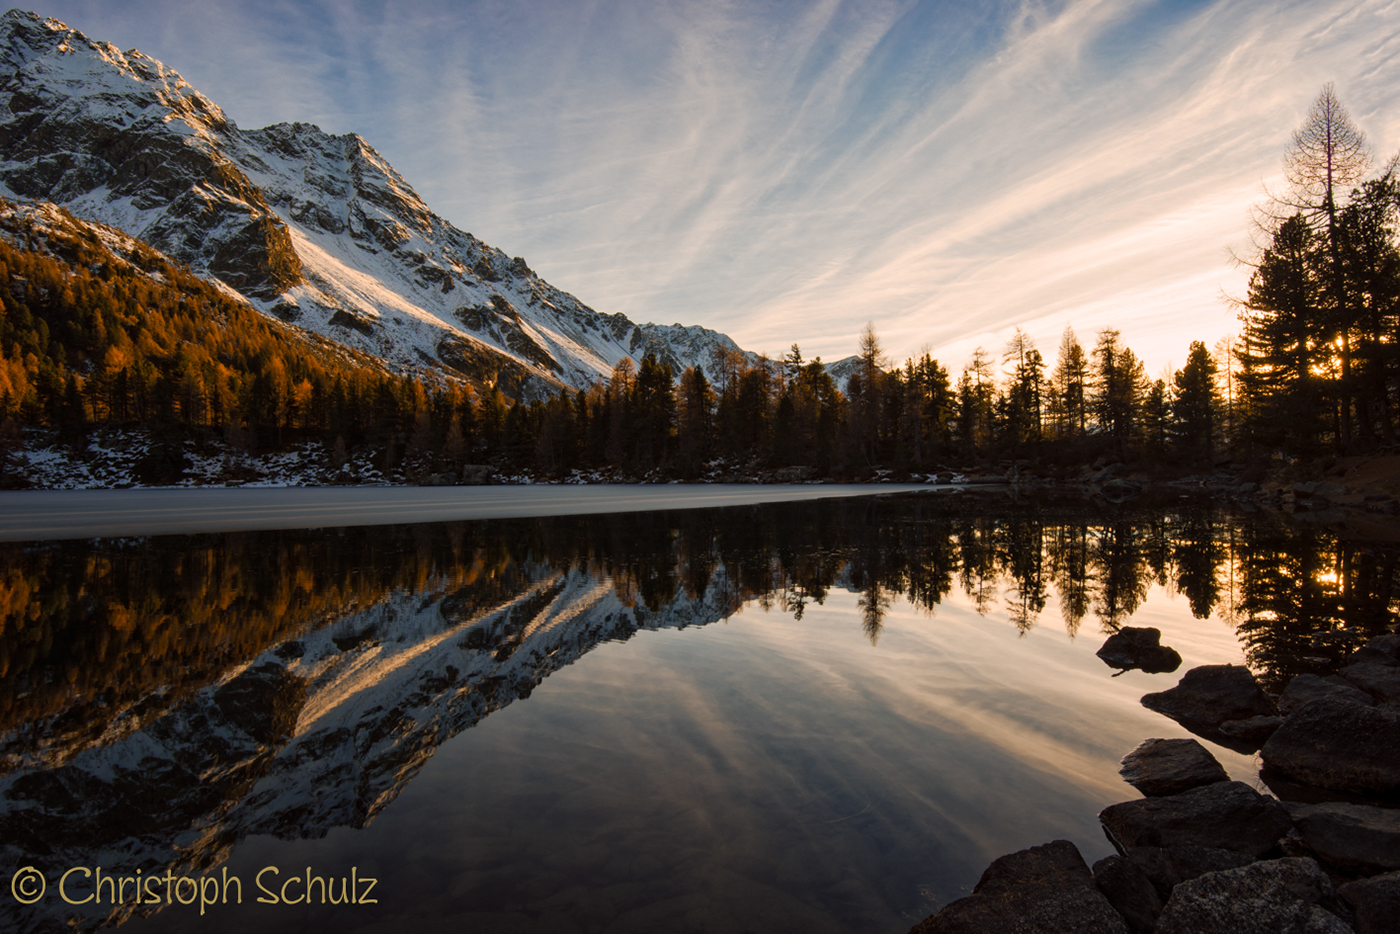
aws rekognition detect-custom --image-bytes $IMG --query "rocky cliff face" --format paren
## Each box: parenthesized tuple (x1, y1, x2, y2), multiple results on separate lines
(0, 10, 301, 299)
(0, 10, 755, 399)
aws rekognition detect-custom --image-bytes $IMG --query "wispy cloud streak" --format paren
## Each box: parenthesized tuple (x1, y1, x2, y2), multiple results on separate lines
(39, 0, 1400, 371)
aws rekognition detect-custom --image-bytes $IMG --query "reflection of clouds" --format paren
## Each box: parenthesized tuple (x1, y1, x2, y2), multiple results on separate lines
(40, 1, 1400, 373)
(735, 585, 1260, 801)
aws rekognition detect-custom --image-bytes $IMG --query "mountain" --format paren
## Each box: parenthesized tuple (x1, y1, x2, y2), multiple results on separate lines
(0, 9, 755, 400)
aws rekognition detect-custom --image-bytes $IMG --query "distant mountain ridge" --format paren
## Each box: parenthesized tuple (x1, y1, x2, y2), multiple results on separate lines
(0, 9, 758, 399)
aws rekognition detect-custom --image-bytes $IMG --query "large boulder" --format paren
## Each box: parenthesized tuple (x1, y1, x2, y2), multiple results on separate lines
(1154, 858, 1352, 934)
(1218, 715, 1284, 744)
(1099, 781, 1293, 857)
(1141, 665, 1278, 728)
(1141, 665, 1278, 752)
(1338, 663, 1400, 702)
(1338, 871, 1400, 934)
(908, 840, 1128, 933)
(1278, 674, 1375, 715)
(1092, 855, 1163, 934)
(1097, 628, 1182, 673)
(1261, 697, 1400, 795)
(1118, 738, 1229, 797)
(1345, 634, 1400, 667)
(1122, 845, 1256, 900)
(1290, 802, 1400, 875)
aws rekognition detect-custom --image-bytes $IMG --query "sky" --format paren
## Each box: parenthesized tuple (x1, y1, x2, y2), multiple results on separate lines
(32, 0, 1400, 376)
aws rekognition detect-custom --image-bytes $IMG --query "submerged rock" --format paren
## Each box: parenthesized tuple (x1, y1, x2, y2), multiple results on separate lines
(1099, 781, 1293, 857)
(1096, 628, 1182, 674)
(1261, 697, 1400, 795)
(1154, 858, 1352, 934)
(1118, 738, 1229, 797)
(1290, 802, 1400, 875)
(907, 840, 1128, 934)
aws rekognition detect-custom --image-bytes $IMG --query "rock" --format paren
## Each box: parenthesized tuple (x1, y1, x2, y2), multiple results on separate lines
(773, 466, 817, 482)
(907, 840, 1128, 934)
(1279, 674, 1376, 715)
(1101, 478, 1143, 501)
(1118, 738, 1229, 796)
(1290, 802, 1400, 875)
(1338, 663, 1400, 702)
(212, 662, 306, 745)
(1092, 855, 1163, 933)
(1099, 781, 1293, 857)
(1219, 715, 1285, 743)
(1123, 846, 1257, 900)
(1315, 481, 1349, 498)
(1155, 858, 1352, 934)
(1346, 634, 1400, 667)
(1096, 628, 1182, 673)
(460, 465, 494, 484)
(1338, 871, 1400, 934)
(1261, 697, 1400, 795)
(1141, 665, 1279, 750)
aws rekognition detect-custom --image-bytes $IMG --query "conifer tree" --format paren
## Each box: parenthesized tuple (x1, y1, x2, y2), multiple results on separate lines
(1171, 341, 1220, 457)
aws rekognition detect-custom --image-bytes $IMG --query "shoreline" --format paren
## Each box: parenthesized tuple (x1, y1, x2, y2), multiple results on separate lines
(907, 641, 1400, 933)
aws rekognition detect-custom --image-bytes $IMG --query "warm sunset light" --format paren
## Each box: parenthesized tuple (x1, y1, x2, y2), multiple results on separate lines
(34, 0, 1400, 374)
(2, 5, 1398, 933)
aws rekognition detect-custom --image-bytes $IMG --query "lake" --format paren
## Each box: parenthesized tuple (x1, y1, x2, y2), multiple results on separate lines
(0, 489, 1393, 933)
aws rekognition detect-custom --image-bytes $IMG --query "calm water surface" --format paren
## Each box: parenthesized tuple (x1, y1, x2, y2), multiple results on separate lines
(0, 493, 1394, 933)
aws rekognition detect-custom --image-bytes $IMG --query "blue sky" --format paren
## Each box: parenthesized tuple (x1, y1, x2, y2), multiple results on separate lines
(33, 0, 1400, 376)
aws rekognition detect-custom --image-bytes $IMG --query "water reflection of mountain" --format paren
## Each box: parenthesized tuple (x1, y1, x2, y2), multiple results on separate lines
(0, 496, 1396, 931)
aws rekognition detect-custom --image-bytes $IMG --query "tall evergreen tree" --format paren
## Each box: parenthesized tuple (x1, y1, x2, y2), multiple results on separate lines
(1172, 341, 1220, 457)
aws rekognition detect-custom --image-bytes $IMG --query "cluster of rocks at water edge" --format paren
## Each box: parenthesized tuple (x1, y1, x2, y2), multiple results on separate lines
(908, 632, 1400, 933)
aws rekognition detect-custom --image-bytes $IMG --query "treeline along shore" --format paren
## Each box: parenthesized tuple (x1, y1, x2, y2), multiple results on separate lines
(3, 84, 1400, 490)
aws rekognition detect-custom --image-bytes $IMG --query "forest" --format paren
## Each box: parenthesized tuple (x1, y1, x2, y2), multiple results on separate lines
(0, 86, 1397, 484)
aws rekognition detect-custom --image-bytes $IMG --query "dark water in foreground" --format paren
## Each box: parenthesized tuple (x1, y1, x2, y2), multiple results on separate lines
(0, 494, 1395, 933)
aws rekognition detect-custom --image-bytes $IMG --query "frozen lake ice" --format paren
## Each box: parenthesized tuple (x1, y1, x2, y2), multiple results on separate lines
(0, 483, 932, 541)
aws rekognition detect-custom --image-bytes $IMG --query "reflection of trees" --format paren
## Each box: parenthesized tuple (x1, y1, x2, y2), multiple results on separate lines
(7, 495, 1397, 752)
(900, 512, 957, 616)
(857, 582, 893, 645)
(1090, 521, 1150, 632)
(1233, 518, 1398, 691)
(956, 518, 999, 616)
(999, 517, 1048, 635)
(1173, 511, 1224, 619)
(1049, 523, 1093, 637)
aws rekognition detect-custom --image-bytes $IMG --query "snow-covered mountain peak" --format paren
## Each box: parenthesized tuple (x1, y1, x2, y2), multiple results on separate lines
(0, 10, 229, 140)
(0, 9, 759, 399)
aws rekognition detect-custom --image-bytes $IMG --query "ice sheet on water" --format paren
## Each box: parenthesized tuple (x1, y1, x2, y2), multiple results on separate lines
(0, 484, 931, 541)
